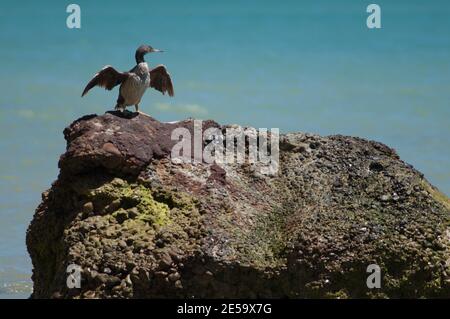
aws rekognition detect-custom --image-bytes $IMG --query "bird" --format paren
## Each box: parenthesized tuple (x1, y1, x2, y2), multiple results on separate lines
(81, 45, 174, 113)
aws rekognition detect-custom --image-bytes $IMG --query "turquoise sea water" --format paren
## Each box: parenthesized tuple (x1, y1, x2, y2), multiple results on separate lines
(0, 0, 449, 298)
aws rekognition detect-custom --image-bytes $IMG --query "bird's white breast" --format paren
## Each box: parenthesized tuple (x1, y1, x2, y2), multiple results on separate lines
(120, 63, 150, 106)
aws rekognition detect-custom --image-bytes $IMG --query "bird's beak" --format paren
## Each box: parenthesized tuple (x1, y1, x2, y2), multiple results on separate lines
(152, 48, 163, 53)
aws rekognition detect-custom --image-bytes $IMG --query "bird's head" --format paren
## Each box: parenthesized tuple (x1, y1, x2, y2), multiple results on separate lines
(135, 45, 163, 63)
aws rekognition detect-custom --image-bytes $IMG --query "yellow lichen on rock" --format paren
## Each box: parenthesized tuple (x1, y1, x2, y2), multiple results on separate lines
(88, 178, 170, 227)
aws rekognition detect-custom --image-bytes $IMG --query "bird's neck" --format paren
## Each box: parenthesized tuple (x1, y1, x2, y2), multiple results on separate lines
(135, 54, 145, 64)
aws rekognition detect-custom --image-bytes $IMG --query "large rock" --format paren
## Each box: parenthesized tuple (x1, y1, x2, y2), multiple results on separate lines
(27, 111, 450, 298)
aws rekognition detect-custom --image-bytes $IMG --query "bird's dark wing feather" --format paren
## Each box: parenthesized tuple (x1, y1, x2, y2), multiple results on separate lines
(81, 66, 129, 97)
(149, 65, 174, 97)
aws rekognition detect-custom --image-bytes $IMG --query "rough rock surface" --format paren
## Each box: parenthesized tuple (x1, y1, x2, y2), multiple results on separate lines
(27, 111, 450, 298)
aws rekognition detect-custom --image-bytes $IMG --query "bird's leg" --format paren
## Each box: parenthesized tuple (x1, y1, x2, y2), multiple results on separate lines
(134, 104, 150, 116)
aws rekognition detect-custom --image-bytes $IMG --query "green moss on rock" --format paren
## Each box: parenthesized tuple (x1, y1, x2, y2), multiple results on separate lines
(87, 178, 170, 227)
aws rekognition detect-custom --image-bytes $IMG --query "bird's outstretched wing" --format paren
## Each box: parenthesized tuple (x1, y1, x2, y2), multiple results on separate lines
(149, 65, 174, 97)
(82, 66, 129, 97)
